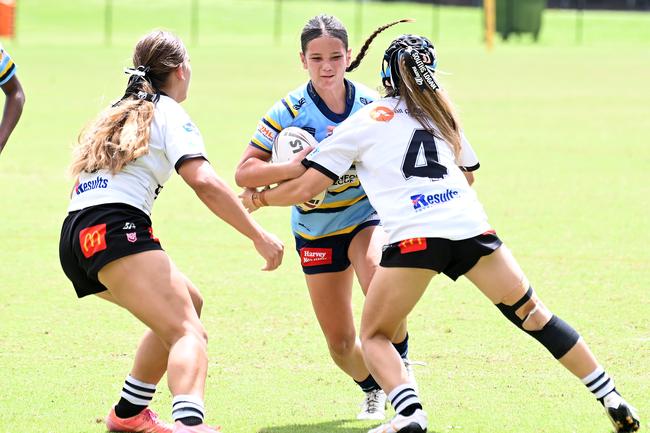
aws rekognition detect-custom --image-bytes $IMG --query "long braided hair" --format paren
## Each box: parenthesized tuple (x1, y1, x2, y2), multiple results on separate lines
(70, 30, 187, 177)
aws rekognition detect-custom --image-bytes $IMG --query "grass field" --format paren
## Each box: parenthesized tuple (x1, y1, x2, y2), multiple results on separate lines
(0, 1, 648, 432)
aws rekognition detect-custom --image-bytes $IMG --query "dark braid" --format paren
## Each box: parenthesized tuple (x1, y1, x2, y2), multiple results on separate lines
(346, 18, 414, 73)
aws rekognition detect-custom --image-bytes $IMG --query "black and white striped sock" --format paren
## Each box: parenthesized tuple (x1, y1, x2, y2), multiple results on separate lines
(172, 394, 205, 427)
(114, 375, 156, 418)
(388, 383, 422, 417)
(581, 366, 617, 403)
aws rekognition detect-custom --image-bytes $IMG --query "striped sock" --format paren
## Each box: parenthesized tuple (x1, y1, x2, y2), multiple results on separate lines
(388, 383, 422, 417)
(172, 394, 205, 427)
(115, 375, 156, 418)
(581, 366, 617, 402)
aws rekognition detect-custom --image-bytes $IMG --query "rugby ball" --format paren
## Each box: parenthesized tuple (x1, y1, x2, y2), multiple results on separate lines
(271, 127, 326, 212)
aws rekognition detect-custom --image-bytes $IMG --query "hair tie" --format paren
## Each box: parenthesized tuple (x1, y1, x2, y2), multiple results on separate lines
(124, 65, 150, 77)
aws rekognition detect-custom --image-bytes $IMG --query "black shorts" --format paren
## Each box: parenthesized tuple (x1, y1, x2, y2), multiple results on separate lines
(380, 231, 503, 281)
(294, 217, 381, 275)
(59, 203, 164, 298)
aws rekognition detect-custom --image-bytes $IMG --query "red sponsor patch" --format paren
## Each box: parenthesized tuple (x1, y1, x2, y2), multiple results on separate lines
(398, 237, 427, 254)
(300, 247, 333, 266)
(369, 106, 395, 122)
(79, 224, 107, 258)
(148, 227, 159, 243)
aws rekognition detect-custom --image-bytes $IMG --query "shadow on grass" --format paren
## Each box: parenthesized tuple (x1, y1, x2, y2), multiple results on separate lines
(258, 419, 443, 433)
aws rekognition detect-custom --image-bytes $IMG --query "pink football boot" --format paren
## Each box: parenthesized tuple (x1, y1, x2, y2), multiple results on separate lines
(106, 407, 174, 433)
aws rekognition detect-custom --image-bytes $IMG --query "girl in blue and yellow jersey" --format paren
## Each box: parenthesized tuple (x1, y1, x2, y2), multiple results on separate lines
(235, 15, 413, 420)
(0, 44, 25, 156)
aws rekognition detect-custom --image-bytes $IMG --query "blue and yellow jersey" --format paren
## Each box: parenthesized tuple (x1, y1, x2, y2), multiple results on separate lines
(249, 79, 378, 239)
(0, 46, 16, 86)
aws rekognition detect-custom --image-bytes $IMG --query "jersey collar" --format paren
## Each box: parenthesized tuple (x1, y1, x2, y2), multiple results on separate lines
(306, 79, 356, 123)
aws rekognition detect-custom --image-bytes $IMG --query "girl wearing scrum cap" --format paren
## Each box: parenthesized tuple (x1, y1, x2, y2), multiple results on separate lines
(241, 34, 640, 433)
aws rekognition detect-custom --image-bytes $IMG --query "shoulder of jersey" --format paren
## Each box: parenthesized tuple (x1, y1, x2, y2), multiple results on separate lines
(280, 82, 313, 118)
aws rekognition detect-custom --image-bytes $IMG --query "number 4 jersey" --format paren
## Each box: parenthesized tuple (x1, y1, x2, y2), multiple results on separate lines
(304, 97, 491, 244)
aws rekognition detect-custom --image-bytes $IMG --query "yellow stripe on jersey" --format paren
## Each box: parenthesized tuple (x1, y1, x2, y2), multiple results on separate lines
(318, 194, 367, 210)
(295, 223, 359, 240)
(0, 58, 13, 78)
(251, 137, 270, 151)
(284, 94, 299, 117)
(264, 116, 281, 132)
(328, 178, 361, 193)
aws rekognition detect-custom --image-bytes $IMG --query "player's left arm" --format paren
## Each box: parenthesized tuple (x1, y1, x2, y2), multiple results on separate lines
(0, 75, 25, 155)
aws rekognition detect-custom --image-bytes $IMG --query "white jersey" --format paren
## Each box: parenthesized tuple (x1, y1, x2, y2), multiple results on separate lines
(68, 95, 207, 215)
(305, 97, 491, 244)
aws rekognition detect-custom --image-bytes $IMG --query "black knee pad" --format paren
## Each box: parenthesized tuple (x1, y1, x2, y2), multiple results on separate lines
(496, 287, 580, 359)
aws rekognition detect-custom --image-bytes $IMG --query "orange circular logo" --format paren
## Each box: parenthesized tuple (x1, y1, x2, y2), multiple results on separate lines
(369, 106, 395, 122)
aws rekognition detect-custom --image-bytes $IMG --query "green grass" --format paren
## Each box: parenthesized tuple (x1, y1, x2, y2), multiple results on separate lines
(0, 1, 648, 432)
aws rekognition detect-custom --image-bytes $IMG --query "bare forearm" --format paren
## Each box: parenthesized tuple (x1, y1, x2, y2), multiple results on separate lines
(236, 157, 300, 188)
(0, 90, 25, 154)
(195, 176, 266, 241)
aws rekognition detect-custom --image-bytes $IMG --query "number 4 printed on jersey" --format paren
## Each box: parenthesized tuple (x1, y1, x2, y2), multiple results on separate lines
(401, 129, 447, 180)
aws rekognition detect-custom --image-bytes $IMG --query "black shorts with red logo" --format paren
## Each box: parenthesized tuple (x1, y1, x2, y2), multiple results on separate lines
(58, 203, 164, 298)
(380, 231, 503, 281)
(294, 218, 381, 275)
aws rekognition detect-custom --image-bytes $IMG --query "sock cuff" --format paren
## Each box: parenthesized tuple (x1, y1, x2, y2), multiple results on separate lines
(172, 394, 204, 407)
(172, 394, 205, 422)
(126, 374, 157, 391)
(387, 382, 415, 402)
(355, 375, 381, 392)
(392, 333, 409, 359)
(581, 366, 604, 385)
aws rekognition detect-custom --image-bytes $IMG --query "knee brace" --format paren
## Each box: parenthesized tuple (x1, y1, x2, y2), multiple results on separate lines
(496, 286, 580, 359)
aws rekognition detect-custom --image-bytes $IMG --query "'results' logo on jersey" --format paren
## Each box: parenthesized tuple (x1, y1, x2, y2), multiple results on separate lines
(300, 247, 333, 266)
(399, 237, 427, 254)
(411, 189, 459, 212)
(75, 176, 109, 195)
(79, 223, 107, 258)
(369, 106, 394, 122)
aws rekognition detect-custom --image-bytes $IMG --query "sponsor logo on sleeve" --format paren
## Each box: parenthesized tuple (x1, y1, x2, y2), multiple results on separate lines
(79, 224, 107, 258)
(293, 97, 306, 111)
(126, 232, 138, 243)
(369, 106, 394, 122)
(398, 237, 427, 254)
(256, 121, 277, 142)
(122, 222, 136, 230)
(300, 247, 333, 266)
(410, 189, 459, 212)
(75, 176, 109, 195)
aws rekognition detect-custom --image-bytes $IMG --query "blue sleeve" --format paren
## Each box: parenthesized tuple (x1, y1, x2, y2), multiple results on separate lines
(0, 48, 16, 86)
(249, 94, 299, 153)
